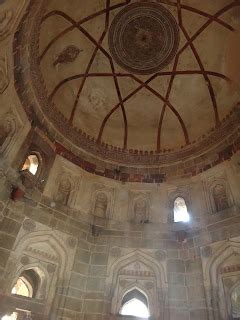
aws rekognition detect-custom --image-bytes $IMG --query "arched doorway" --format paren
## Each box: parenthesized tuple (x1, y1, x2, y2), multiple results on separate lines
(120, 289, 150, 318)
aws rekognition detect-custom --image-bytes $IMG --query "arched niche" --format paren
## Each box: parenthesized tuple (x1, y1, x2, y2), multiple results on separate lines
(4, 227, 76, 318)
(204, 239, 240, 320)
(106, 250, 167, 319)
(91, 189, 114, 220)
(94, 192, 108, 218)
(204, 177, 234, 214)
(54, 173, 75, 207)
(0, 113, 17, 155)
(128, 192, 150, 224)
(132, 196, 149, 224)
(213, 184, 228, 208)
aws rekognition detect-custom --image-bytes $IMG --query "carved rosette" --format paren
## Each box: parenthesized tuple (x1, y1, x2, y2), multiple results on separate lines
(66, 237, 77, 249)
(201, 246, 213, 258)
(108, 2, 179, 74)
(20, 255, 30, 266)
(155, 250, 167, 262)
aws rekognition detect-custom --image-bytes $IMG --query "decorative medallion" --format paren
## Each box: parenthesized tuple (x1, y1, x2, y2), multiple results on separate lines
(108, 2, 179, 74)
(155, 250, 167, 261)
(201, 246, 213, 258)
(20, 255, 30, 266)
(66, 237, 77, 249)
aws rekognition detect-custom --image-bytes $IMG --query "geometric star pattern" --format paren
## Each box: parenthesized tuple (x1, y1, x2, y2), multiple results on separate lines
(39, 0, 240, 152)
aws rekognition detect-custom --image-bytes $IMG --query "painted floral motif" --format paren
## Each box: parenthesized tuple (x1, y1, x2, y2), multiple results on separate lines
(53, 45, 82, 66)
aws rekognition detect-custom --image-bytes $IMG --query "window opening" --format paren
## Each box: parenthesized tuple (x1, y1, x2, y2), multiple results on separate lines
(120, 289, 150, 318)
(11, 269, 40, 298)
(120, 299, 150, 318)
(11, 277, 32, 298)
(174, 197, 190, 222)
(1, 313, 17, 320)
(22, 155, 39, 175)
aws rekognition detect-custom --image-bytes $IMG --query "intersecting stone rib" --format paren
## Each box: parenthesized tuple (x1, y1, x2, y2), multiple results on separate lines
(39, 0, 239, 152)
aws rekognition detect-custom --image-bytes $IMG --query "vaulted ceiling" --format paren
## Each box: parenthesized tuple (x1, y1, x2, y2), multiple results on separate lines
(39, 0, 239, 151)
(14, 0, 240, 181)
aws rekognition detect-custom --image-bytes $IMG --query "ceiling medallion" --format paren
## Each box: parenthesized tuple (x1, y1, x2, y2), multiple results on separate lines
(108, 2, 180, 75)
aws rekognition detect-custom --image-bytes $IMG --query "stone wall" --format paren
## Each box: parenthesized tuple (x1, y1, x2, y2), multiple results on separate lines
(0, 153, 240, 319)
(0, 1, 240, 319)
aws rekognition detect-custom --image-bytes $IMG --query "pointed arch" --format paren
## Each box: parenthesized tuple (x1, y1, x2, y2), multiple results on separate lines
(10, 263, 48, 300)
(204, 239, 240, 320)
(107, 250, 167, 289)
(12, 229, 70, 279)
(120, 287, 150, 318)
(54, 173, 75, 206)
(0, 113, 17, 155)
(107, 250, 167, 318)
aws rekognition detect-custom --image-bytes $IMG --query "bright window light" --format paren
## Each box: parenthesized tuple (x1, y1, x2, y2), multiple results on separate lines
(120, 298, 150, 318)
(174, 197, 190, 223)
(22, 155, 39, 176)
(1, 313, 17, 320)
(11, 277, 31, 297)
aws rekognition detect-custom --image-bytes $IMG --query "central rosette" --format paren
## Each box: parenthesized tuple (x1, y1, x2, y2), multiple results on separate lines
(108, 2, 180, 75)
(135, 28, 154, 49)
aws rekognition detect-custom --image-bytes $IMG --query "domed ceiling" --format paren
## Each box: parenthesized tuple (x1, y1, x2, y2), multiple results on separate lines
(14, 0, 240, 182)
